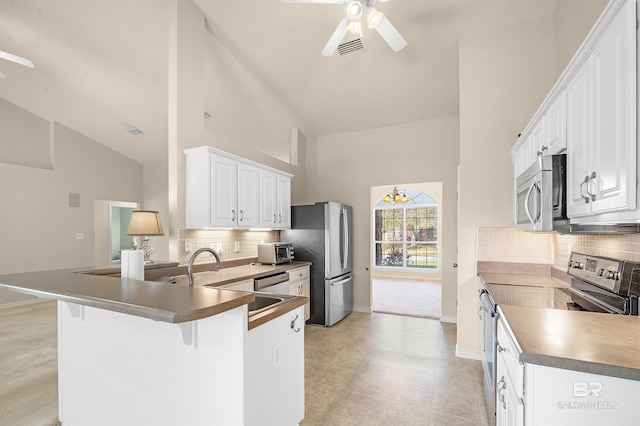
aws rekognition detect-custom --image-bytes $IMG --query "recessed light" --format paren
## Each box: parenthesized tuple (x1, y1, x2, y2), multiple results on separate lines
(127, 128, 144, 136)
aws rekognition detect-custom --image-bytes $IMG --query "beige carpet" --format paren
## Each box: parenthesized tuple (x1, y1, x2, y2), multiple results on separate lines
(0, 301, 59, 426)
(372, 278, 442, 319)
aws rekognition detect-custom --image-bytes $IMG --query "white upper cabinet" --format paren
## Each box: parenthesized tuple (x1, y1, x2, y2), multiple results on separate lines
(259, 170, 278, 228)
(567, 0, 636, 218)
(277, 174, 292, 229)
(543, 91, 566, 155)
(237, 162, 260, 228)
(185, 146, 293, 230)
(258, 169, 292, 229)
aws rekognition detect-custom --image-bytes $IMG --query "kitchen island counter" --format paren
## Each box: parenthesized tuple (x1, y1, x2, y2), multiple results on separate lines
(0, 260, 311, 324)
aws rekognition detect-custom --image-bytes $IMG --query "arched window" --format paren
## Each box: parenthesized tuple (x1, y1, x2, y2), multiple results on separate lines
(373, 189, 439, 270)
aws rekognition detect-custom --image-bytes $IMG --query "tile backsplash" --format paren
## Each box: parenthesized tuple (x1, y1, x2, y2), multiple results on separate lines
(477, 227, 554, 264)
(478, 226, 640, 271)
(178, 229, 279, 265)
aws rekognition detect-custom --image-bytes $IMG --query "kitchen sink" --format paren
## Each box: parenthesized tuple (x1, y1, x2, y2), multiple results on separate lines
(248, 294, 285, 315)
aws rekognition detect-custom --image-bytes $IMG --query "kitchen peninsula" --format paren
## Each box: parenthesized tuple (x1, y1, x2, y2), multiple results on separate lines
(0, 264, 308, 426)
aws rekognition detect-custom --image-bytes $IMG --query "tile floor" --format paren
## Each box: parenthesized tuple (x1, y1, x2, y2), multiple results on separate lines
(301, 312, 490, 426)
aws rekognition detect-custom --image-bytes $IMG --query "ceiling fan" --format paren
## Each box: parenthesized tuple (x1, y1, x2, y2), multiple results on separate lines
(0, 49, 34, 68)
(282, 0, 407, 56)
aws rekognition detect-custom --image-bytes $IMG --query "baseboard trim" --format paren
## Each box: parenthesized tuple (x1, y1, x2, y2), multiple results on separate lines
(0, 298, 46, 310)
(456, 345, 482, 360)
(352, 305, 372, 314)
(439, 315, 457, 323)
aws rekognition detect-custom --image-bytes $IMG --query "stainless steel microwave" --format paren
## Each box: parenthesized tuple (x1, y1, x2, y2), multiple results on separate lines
(257, 242, 293, 265)
(515, 154, 567, 232)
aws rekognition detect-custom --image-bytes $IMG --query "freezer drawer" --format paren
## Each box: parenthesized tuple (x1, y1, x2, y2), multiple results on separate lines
(325, 274, 353, 326)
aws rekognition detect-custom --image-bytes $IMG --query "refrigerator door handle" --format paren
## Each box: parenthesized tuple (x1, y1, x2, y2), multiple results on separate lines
(330, 276, 352, 286)
(342, 207, 349, 270)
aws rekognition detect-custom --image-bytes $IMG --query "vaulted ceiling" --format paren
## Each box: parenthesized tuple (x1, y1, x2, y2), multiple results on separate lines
(0, 0, 558, 165)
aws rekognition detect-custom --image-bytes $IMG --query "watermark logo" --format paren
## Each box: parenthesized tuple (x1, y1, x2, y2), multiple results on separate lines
(573, 382, 602, 398)
(557, 382, 618, 410)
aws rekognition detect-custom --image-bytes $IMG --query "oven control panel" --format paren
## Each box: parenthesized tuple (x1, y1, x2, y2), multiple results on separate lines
(568, 252, 621, 292)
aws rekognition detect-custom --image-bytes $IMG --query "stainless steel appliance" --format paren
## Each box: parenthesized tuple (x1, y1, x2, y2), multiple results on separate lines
(280, 202, 353, 326)
(257, 242, 293, 265)
(515, 154, 567, 232)
(478, 285, 497, 424)
(254, 271, 290, 295)
(567, 252, 640, 315)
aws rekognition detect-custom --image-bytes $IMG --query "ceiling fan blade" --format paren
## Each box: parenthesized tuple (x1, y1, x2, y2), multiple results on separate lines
(281, 0, 343, 4)
(322, 16, 350, 56)
(0, 49, 34, 68)
(374, 15, 407, 52)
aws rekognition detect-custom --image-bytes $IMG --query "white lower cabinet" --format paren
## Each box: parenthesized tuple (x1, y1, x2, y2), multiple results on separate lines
(288, 266, 310, 321)
(245, 307, 305, 426)
(497, 314, 640, 426)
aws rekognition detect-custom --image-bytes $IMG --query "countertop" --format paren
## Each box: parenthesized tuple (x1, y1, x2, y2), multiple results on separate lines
(479, 269, 640, 381)
(480, 272, 569, 288)
(498, 304, 640, 381)
(0, 262, 311, 325)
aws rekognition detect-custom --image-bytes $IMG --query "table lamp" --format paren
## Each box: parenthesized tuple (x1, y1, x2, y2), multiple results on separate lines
(127, 210, 165, 263)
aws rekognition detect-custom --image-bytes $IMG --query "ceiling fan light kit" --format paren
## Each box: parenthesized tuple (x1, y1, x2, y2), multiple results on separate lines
(282, 0, 406, 56)
(366, 8, 383, 28)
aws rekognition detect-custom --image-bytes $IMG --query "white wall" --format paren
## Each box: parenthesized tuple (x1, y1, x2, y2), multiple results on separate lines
(0, 121, 142, 305)
(458, 16, 556, 356)
(304, 116, 459, 318)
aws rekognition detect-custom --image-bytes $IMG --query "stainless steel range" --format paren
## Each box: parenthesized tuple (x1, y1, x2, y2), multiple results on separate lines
(567, 252, 640, 315)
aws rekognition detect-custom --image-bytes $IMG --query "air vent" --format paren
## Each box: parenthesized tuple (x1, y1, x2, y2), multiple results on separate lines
(337, 38, 365, 56)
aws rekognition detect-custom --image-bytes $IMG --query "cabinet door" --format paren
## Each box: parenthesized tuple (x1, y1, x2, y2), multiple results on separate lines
(276, 175, 292, 229)
(544, 91, 566, 155)
(210, 153, 238, 227)
(529, 119, 544, 160)
(566, 59, 593, 217)
(237, 162, 260, 228)
(259, 170, 278, 228)
(590, 0, 636, 214)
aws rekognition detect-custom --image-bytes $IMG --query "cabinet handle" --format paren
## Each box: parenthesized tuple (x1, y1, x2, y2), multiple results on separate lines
(497, 377, 507, 409)
(279, 214, 282, 223)
(232, 210, 236, 221)
(580, 176, 591, 204)
(478, 306, 483, 320)
(240, 210, 244, 221)
(497, 344, 505, 353)
(290, 314, 300, 333)
(273, 213, 277, 224)
(585, 171, 597, 202)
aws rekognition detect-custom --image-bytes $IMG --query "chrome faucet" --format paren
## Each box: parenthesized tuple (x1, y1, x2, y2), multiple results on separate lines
(187, 247, 223, 286)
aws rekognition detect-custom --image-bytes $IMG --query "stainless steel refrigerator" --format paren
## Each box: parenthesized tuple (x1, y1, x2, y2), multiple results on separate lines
(281, 202, 353, 326)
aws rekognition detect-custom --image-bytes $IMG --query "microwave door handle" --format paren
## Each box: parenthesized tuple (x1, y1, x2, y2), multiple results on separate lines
(532, 182, 542, 223)
(524, 182, 536, 226)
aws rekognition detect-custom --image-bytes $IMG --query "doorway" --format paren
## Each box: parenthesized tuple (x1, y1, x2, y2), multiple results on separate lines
(94, 200, 138, 265)
(370, 183, 443, 319)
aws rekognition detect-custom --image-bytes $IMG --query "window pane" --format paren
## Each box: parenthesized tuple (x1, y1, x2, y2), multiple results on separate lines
(374, 208, 404, 242)
(406, 243, 438, 269)
(375, 243, 404, 267)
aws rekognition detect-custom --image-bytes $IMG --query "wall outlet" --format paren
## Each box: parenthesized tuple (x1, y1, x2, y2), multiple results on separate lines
(272, 343, 281, 368)
(216, 242, 223, 252)
(235, 241, 241, 253)
(184, 239, 191, 253)
(76, 233, 84, 240)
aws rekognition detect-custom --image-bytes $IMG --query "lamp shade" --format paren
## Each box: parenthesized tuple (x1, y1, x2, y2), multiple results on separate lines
(127, 210, 165, 236)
